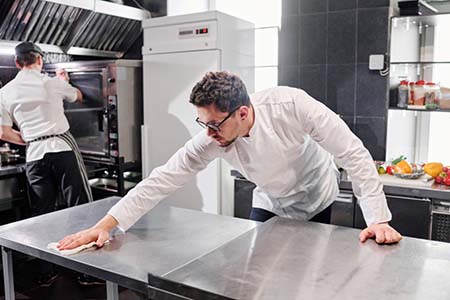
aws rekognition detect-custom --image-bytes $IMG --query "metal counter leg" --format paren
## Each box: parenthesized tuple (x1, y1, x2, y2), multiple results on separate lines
(106, 281, 119, 300)
(2, 247, 15, 300)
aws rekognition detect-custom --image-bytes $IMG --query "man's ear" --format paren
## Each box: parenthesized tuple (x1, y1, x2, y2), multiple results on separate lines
(14, 59, 22, 69)
(37, 55, 43, 67)
(239, 106, 249, 120)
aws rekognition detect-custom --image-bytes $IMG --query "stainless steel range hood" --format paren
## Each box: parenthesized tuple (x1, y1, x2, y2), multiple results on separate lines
(0, 0, 150, 58)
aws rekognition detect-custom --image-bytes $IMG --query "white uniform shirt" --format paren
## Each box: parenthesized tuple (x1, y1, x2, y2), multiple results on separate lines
(109, 86, 392, 231)
(0, 69, 77, 162)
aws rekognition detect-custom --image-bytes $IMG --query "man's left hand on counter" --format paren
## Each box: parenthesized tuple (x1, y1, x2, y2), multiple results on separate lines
(359, 223, 402, 244)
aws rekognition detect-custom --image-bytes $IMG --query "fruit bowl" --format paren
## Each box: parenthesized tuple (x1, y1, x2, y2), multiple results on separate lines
(393, 170, 425, 179)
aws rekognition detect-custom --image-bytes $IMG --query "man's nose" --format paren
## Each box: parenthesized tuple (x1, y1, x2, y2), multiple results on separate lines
(207, 127, 216, 137)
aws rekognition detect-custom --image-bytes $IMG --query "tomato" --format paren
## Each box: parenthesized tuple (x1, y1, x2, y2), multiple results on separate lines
(444, 167, 449, 173)
(386, 166, 394, 175)
(445, 177, 450, 186)
(435, 176, 443, 184)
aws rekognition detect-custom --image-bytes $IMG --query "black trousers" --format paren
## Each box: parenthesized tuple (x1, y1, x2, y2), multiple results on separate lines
(26, 151, 90, 216)
(249, 205, 332, 224)
(26, 151, 91, 275)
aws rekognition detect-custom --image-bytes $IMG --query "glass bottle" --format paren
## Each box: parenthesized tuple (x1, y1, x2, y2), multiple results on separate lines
(425, 82, 440, 110)
(397, 80, 409, 108)
(413, 80, 426, 106)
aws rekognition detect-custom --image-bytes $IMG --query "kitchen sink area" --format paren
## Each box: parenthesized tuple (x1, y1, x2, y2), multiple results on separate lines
(89, 178, 137, 193)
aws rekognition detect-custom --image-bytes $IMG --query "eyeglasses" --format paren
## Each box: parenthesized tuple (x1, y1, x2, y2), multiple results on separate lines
(195, 106, 240, 132)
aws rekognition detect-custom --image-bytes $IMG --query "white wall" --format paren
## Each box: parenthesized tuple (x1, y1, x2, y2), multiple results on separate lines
(386, 110, 418, 162)
(390, 18, 420, 63)
(428, 112, 450, 165)
(167, 0, 209, 16)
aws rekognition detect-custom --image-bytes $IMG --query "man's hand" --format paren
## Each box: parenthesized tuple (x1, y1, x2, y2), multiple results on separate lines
(57, 227, 110, 250)
(359, 223, 402, 244)
(57, 214, 118, 250)
(0, 126, 26, 145)
(56, 68, 69, 82)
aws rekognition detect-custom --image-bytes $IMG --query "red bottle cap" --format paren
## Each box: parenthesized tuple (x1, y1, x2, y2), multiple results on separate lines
(415, 80, 426, 85)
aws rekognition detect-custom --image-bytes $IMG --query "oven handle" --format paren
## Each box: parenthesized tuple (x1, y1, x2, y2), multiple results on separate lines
(98, 108, 108, 132)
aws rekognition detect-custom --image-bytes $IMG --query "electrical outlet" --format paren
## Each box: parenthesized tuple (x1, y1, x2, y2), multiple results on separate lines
(369, 54, 385, 70)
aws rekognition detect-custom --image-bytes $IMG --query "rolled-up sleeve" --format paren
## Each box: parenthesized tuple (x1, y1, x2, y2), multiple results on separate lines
(294, 90, 391, 225)
(52, 78, 78, 102)
(108, 132, 218, 231)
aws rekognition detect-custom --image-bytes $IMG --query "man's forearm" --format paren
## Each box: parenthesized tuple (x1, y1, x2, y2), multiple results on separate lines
(75, 88, 83, 102)
(0, 126, 25, 145)
(94, 214, 119, 232)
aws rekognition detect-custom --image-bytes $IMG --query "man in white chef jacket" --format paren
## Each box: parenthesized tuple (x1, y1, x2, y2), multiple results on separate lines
(0, 41, 94, 286)
(58, 71, 402, 250)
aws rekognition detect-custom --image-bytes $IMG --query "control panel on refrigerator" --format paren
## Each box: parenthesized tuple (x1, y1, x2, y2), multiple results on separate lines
(178, 26, 209, 38)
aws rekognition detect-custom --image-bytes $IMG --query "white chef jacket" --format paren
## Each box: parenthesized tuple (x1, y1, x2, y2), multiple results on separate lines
(0, 69, 77, 162)
(109, 86, 392, 231)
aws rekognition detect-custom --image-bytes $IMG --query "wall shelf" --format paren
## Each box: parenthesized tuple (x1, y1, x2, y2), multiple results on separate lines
(391, 62, 450, 65)
(387, 13, 450, 166)
(389, 107, 450, 113)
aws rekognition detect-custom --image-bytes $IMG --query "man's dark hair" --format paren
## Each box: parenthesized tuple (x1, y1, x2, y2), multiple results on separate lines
(189, 71, 250, 113)
(15, 51, 40, 68)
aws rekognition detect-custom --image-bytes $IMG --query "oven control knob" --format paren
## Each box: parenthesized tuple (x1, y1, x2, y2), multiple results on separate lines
(108, 78, 116, 83)
(110, 143, 118, 151)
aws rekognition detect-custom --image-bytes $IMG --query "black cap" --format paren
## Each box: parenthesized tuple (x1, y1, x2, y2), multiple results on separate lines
(15, 42, 44, 56)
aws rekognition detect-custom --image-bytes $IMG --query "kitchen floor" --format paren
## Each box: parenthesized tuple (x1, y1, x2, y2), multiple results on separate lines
(0, 257, 143, 300)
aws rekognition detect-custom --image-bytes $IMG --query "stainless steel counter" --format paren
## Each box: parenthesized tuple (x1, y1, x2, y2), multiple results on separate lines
(0, 197, 257, 299)
(150, 217, 450, 300)
(0, 164, 25, 177)
(340, 179, 450, 200)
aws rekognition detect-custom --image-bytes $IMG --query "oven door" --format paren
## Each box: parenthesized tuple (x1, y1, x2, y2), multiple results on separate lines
(64, 70, 109, 158)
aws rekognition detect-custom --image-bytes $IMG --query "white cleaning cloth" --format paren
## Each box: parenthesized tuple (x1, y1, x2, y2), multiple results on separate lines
(47, 241, 98, 256)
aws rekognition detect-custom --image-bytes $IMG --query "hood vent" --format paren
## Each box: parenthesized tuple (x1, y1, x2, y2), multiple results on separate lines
(0, 0, 150, 58)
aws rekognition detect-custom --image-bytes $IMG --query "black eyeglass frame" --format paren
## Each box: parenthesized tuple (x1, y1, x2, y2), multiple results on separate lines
(195, 106, 240, 132)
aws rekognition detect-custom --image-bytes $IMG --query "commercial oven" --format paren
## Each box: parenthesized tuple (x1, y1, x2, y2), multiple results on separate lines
(45, 60, 142, 164)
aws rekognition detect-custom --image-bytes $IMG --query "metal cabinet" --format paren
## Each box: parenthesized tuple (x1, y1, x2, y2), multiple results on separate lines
(330, 191, 355, 228)
(0, 173, 27, 225)
(355, 195, 431, 239)
(232, 174, 434, 241)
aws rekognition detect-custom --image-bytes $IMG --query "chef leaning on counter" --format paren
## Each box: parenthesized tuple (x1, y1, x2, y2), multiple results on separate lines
(59, 71, 402, 250)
